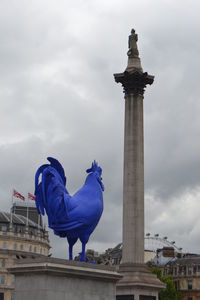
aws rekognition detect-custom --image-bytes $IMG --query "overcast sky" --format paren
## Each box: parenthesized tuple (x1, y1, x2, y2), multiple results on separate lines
(0, 0, 200, 258)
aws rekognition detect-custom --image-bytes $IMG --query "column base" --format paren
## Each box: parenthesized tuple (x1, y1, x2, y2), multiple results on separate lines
(116, 263, 165, 300)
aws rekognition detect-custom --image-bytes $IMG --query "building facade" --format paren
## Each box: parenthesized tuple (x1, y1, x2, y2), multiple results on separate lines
(0, 211, 50, 300)
(77, 243, 155, 265)
(164, 255, 200, 300)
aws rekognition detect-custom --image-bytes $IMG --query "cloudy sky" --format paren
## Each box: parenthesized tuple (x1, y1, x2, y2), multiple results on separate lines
(0, 0, 200, 258)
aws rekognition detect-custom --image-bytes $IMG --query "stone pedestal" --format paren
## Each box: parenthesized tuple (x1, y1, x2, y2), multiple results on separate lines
(9, 257, 122, 300)
(114, 29, 165, 299)
(116, 264, 164, 300)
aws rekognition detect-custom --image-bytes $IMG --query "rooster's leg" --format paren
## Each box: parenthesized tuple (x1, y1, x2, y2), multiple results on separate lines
(69, 244, 73, 260)
(80, 243, 86, 262)
(67, 237, 78, 261)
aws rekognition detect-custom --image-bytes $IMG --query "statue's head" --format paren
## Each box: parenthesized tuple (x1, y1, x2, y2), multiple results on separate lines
(129, 28, 138, 43)
(86, 161, 104, 191)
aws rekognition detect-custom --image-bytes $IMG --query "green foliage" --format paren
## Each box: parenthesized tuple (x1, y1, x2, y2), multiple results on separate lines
(150, 267, 181, 300)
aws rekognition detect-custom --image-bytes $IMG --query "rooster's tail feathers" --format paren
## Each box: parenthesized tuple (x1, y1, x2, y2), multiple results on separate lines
(34, 164, 49, 215)
(34, 158, 69, 217)
(47, 157, 66, 186)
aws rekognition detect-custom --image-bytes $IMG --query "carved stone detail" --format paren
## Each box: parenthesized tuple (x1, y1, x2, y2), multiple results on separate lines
(114, 70, 154, 96)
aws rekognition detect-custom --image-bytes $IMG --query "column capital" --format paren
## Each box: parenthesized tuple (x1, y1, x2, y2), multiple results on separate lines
(114, 70, 154, 96)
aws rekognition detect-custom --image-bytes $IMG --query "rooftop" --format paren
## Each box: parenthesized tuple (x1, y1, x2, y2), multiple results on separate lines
(0, 211, 42, 229)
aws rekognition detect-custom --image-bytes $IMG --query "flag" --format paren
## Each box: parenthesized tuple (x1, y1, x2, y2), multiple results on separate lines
(28, 192, 36, 201)
(13, 189, 25, 201)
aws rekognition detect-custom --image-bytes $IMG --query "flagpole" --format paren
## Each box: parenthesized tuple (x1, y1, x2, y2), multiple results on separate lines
(26, 194, 29, 227)
(38, 213, 40, 230)
(10, 189, 14, 226)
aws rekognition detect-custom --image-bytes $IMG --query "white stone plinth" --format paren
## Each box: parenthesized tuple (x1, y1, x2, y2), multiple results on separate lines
(9, 257, 122, 300)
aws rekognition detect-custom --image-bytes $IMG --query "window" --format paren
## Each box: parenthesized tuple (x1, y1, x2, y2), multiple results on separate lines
(1, 276, 5, 285)
(12, 275, 15, 286)
(29, 245, 32, 252)
(1, 259, 5, 269)
(183, 266, 187, 275)
(140, 296, 156, 300)
(2, 243, 6, 250)
(16, 226, 24, 233)
(1, 225, 7, 232)
(0, 292, 4, 300)
(20, 244, 23, 251)
(116, 296, 134, 300)
(34, 246, 37, 253)
(188, 266, 193, 276)
(188, 280, 192, 290)
(13, 243, 17, 250)
(174, 281, 180, 290)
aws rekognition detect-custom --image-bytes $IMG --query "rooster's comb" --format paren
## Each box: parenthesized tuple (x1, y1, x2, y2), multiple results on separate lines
(86, 160, 102, 175)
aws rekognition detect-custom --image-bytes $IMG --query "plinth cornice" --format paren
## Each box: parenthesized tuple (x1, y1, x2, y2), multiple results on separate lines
(114, 69, 154, 96)
(8, 257, 122, 282)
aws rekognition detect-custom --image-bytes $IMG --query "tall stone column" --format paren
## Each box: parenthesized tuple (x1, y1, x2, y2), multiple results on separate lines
(114, 29, 164, 300)
(122, 91, 144, 264)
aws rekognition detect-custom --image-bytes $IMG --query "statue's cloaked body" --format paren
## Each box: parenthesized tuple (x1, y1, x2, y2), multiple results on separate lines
(127, 29, 139, 58)
(34, 157, 104, 261)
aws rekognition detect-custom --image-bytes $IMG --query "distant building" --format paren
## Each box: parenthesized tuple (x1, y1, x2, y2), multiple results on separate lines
(11, 203, 42, 226)
(78, 243, 155, 265)
(76, 240, 200, 300)
(0, 208, 50, 300)
(154, 246, 177, 266)
(164, 255, 200, 300)
(94, 236, 183, 267)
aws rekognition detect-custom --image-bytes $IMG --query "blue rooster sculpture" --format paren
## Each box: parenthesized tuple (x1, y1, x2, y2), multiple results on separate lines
(34, 157, 104, 262)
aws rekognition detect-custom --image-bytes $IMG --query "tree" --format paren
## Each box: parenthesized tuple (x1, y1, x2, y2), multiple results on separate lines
(150, 267, 181, 300)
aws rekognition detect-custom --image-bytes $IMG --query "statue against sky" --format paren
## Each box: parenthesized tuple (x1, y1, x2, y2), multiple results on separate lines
(127, 29, 139, 58)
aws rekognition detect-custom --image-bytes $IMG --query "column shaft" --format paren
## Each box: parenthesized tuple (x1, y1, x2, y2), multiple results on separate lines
(122, 93, 144, 264)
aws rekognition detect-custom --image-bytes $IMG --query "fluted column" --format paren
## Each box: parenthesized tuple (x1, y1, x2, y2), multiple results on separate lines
(114, 29, 164, 300)
(114, 29, 154, 266)
(122, 92, 144, 264)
